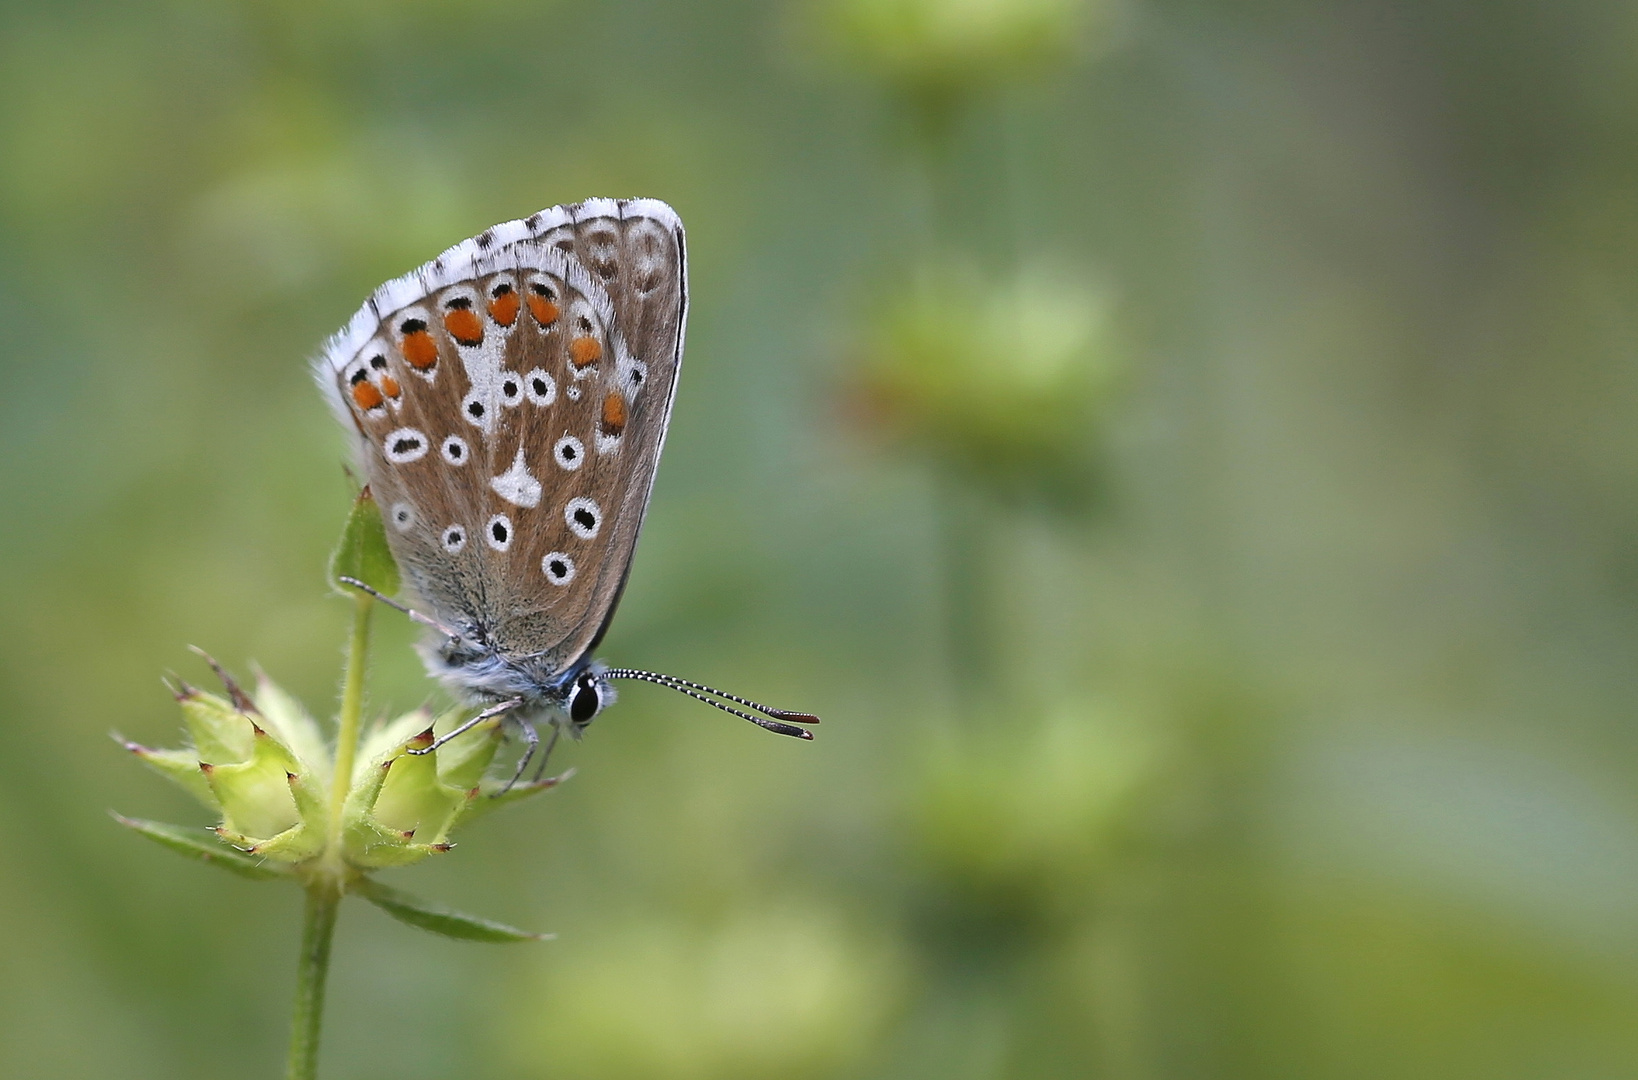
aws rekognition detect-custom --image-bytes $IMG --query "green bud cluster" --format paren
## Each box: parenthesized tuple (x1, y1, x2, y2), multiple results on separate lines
(127, 664, 508, 867)
(116, 489, 554, 942)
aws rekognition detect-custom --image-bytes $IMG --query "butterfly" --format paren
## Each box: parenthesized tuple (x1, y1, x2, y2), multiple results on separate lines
(315, 198, 816, 778)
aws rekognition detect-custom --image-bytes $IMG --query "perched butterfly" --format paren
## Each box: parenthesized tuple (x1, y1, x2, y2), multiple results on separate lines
(316, 198, 816, 778)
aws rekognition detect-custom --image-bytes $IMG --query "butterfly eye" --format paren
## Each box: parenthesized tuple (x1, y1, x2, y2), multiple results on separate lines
(570, 674, 602, 724)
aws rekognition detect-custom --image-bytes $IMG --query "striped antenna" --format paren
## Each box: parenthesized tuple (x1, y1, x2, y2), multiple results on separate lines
(602, 669, 819, 740)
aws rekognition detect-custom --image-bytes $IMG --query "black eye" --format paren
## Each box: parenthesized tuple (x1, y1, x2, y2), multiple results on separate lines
(467, 401, 484, 418)
(570, 676, 601, 724)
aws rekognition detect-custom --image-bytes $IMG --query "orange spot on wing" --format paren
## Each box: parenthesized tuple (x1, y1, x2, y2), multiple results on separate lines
(402, 330, 438, 371)
(444, 308, 483, 346)
(569, 336, 602, 369)
(351, 381, 385, 411)
(527, 295, 559, 326)
(489, 291, 520, 327)
(379, 375, 402, 400)
(600, 391, 627, 436)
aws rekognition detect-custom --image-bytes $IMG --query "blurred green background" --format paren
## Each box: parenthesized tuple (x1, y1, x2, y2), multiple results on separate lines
(5, 0, 1638, 1076)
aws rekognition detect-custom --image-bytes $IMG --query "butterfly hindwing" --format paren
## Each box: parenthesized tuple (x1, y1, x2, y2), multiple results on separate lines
(321, 200, 687, 690)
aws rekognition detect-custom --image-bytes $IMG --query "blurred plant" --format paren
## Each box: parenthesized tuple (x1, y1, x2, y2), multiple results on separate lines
(847, 257, 1119, 510)
(816, 0, 1107, 121)
(509, 907, 905, 1080)
(115, 488, 559, 1080)
(910, 701, 1161, 925)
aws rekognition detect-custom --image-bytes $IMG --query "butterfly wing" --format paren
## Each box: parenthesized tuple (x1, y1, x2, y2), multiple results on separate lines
(317, 199, 686, 690)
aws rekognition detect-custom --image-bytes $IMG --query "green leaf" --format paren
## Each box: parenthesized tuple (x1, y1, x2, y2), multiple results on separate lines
(117, 736, 220, 811)
(352, 877, 549, 943)
(175, 686, 255, 764)
(112, 813, 289, 880)
(329, 486, 401, 597)
(252, 670, 331, 784)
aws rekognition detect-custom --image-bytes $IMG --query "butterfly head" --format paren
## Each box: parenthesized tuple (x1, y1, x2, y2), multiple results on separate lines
(565, 667, 614, 730)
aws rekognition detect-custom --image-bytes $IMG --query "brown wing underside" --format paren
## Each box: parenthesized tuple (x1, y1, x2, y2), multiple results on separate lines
(334, 210, 685, 681)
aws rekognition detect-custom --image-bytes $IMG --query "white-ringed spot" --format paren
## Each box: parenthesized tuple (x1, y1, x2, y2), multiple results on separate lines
(525, 368, 556, 406)
(567, 385, 582, 402)
(441, 525, 467, 554)
(383, 428, 429, 464)
(485, 514, 513, 552)
(389, 502, 416, 532)
(565, 497, 601, 539)
(499, 372, 524, 408)
(542, 552, 575, 585)
(441, 435, 469, 466)
(553, 435, 585, 471)
(461, 391, 488, 427)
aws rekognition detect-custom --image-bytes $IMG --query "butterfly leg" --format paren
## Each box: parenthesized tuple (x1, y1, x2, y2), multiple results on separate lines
(408, 697, 524, 756)
(498, 719, 541, 794)
(336, 575, 462, 639)
(528, 724, 564, 784)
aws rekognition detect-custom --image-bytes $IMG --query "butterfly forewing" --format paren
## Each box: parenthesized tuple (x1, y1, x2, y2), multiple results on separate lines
(321, 200, 687, 692)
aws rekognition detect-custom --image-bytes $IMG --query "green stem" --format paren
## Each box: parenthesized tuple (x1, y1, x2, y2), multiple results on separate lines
(286, 591, 373, 1080)
(287, 881, 341, 1080)
(329, 593, 373, 843)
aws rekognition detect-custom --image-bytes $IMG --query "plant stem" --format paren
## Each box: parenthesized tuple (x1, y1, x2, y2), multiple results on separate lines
(286, 591, 373, 1080)
(329, 592, 373, 843)
(287, 881, 341, 1080)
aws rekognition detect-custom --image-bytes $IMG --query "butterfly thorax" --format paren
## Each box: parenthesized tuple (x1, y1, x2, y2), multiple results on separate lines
(421, 631, 578, 708)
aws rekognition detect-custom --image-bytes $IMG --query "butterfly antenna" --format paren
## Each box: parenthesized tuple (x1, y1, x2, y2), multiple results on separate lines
(603, 669, 819, 740)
